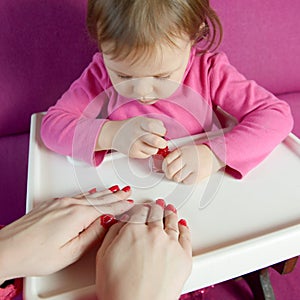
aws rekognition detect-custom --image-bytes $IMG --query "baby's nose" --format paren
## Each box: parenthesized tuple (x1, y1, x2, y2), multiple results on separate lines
(133, 77, 154, 99)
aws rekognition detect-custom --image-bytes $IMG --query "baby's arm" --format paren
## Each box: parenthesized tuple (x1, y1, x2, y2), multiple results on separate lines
(163, 52, 293, 183)
(41, 53, 112, 165)
(206, 52, 293, 178)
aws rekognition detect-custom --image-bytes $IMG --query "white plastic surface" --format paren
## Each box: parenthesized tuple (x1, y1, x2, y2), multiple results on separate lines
(25, 113, 300, 299)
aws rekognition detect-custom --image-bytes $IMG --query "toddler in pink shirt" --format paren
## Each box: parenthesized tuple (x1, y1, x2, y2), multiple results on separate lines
(41, 0, 293, 184)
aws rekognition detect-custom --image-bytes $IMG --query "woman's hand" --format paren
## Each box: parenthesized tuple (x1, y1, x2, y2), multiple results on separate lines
(96, 201, 192, 300)
(162, 144, 225, 184)
(97, 116, 167, 158)
(0, 187, 133, 283)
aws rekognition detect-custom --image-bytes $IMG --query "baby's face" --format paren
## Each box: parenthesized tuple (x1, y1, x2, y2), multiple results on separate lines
(103, 36, 192, 104)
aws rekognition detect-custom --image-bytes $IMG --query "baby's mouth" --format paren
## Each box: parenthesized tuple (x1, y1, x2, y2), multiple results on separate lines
(139, 97, 159, 105)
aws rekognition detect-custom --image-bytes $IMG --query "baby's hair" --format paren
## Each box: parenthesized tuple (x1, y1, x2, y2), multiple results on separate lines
(87, 0, 222, 62)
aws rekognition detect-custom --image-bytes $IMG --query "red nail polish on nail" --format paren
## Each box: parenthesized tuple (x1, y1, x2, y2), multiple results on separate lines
(122, 186, 131, 192)
(156, 199, 165, 208)
(165, 204, 177, 213)
(178, 219, 188, 227)
(88, 188, 97, 194)
(109, 185, 120, 193)
(100, 214, 117, 229)
(157, 146, 170, 158)
(127, 199, 134, 203)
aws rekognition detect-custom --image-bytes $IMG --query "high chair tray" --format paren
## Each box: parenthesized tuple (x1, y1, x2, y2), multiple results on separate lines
(24, 113, 300, 299)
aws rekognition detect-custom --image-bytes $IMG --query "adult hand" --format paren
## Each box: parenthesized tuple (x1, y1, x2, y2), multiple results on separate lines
(162, 144, 225, 184)
(98, 116, 167, 158)
(96, 200, 192, 300)
(0, 187, 133, 283)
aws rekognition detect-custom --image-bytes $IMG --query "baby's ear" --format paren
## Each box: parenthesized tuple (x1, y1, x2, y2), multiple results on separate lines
(199, 22, 209, 37)
(192, 22, 209, 45)
(199, 22, 206, 31)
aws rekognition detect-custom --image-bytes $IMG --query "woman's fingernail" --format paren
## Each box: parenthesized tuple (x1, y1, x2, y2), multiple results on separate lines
(178, 219, 188, 227)
(88, 188, 97, 194)
(165, 204, 177, 213)
(109, 185, 120, 193)
(122, 186, 131, 192)
(156, 199, 166, 208)
(100, 214, 117, 229)
(127, 199, 134, 203)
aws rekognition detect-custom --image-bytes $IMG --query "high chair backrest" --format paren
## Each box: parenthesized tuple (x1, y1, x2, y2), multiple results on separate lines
(0, 0, 97, 137)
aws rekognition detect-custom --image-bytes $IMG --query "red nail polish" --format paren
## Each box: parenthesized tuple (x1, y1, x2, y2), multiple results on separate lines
(156, 199, 165, 208)
(122, 186, 131, 192)
(100, 214, 117, 229)
(109, 185, 120, 193)
(157, 146, 170, 158)
(88, 188, 97, 194)
(178, 219, 188, 227)
(127, 199, 134, 203)
(165, 204, 177, 213)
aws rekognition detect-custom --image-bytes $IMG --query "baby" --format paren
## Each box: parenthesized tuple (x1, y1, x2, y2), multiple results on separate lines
(41, 0, 293, 184)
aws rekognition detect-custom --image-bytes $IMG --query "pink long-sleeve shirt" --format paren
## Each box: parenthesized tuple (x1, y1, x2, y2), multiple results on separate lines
(41, 47, 293, 178)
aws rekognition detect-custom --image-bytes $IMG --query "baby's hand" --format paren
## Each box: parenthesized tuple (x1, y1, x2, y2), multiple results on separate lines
(112, 116, 167, 158)
(162, 144, 225, 185)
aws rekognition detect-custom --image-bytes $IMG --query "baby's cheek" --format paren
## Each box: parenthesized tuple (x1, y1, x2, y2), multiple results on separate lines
(113, 81, 134, 98)
(155, 80, 180, 99)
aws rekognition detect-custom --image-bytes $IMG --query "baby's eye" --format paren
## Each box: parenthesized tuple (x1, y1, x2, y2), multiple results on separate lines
(118, 74, 133, 80)
(155, 75, 171, 80)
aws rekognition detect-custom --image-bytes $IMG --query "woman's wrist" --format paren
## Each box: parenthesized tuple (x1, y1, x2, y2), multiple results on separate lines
(0, 228, 17, 283)
(0, 230, 8, 284)
(0, 251, 11, 285)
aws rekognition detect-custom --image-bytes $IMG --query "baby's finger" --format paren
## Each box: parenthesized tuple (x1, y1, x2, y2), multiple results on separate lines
(163, 157, 185, 180)
(178, 219, 192, 255)
(147, 199, 165, 229)
(141, 118, 166, 137)
(141, 133, 167, 149)
(164, 204, 179, 240)
(172, 167, 193, 183)
(182, 173, 198, 185)
(162, 149, 181, 174)
(139, 143, 160, 157)
(163, 148, 181, 164)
